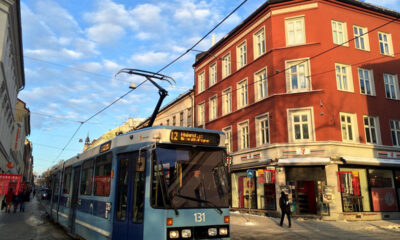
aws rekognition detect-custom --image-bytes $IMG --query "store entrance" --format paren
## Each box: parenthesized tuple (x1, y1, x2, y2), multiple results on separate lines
(296, 181, 317, 214)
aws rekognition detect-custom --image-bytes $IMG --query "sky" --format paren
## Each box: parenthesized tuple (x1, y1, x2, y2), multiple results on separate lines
(19, 0, 400, 175)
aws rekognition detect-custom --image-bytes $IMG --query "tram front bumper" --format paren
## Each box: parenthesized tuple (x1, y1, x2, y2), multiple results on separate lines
(167, 225, 229, 239)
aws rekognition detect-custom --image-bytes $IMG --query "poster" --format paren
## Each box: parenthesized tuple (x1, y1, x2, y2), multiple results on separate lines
(371, 188, 398, 212)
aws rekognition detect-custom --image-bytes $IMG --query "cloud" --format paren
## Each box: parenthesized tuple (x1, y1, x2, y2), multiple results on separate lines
(131, 51, 171, 66)
(87, 23, 126, 44)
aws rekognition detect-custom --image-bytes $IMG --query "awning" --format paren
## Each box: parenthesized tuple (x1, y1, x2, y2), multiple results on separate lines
(230, 159, 272, 171)
(342, 156, 400, 166)
(278, 157, 330, 166)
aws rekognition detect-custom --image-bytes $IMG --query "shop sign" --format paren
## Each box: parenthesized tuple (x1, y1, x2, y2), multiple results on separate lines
(240, 152, 261, 161)
(378, 151, 400, 160)
(283, 148, 325, 156)
(247, 169, 254, 178)
(371, 188, 398, 211)
(322, 186, 334, 203)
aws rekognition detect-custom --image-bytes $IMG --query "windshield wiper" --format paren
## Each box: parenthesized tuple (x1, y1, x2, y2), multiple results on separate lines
(174, 194, 223, 214)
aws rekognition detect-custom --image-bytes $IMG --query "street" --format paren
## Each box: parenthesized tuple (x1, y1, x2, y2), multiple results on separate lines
(1, 198, 400, 240)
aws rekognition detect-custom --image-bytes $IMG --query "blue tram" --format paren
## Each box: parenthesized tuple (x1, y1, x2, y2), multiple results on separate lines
(42, 126, 231, 240)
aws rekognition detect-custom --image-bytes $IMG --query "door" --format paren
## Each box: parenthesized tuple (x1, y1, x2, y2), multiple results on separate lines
(69, 166, 81, 234)
(297, 181, 317, 214)
(113, 151, 146, 240)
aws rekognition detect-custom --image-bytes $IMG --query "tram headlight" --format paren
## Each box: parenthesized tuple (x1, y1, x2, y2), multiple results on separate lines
(169, 230, 179, 239)
(219, 227, 228, 236)
(208, 228, 218, 236)
(181, 229, 191, 238)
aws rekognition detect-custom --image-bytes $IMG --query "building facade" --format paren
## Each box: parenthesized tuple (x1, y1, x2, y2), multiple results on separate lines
(193, 0, 400, 220)
(136, 89, 194, 128)
(14, 99, 30, 175)
(0, 0, 26, 174)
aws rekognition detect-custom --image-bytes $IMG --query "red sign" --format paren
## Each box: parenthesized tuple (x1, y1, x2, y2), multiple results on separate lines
(0, 174, 22, 195)
(371, 188, 398, 212)
(7, 162, 14, 169)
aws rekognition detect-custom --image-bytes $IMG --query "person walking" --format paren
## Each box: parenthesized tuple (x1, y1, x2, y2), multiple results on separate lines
(5, 188, 14, 213)
(13, 190, 21, 213)
(279, 191, 291, 228)
(19, 189, 28, 212)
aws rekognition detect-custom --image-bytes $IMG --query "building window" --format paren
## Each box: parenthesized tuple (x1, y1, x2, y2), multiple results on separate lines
(237, 79, 248, 109)
(238, 121, 249, 150)
(364, 116, 380, 144)
(390, 119, 400, 146)
(180, 111, 184, 126)
(223, 126, 233, 153)
(222, 53, 231, 78)
(335, 63, 353, 92)
(255, 68, 268, 101)
(358, 68, 375, 96)
(197, 103, 205, 127)
(340, 113, 357, 142)
(187, 107, 192, 127)
(198, 71, 205, 93)
(172, 116, 176, 126)
(166, 119, 170, 126)
(285, 16, 305, 46)
(353, 25, 369, 51)
(237, 41, 247, 69)
(368, 169, 398, 212)
(331, 20, 348, 46)
(256, 114, 269, 146)
(286, 59, 310, 92)
(378, 32, 393, 56)
(209, 63, 217, 86)
(254, 27, 266, 59)
(209, 96, 217, 121)
(289, 109, 313, 142)
(384, 73, 399, 100)
(222, 88, 231, 115)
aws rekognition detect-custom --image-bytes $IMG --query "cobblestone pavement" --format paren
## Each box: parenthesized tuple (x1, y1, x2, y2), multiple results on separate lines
(230, 212, 400, 240)
(0, 197, 72, 240)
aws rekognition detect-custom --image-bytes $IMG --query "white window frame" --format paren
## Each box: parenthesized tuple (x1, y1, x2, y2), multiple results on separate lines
(363, 115, 381, 145)
(285, 58, 311, 92)
(358, 68, 375, 96)
(378, 32, 394, 56)
(287, 108, 314, 143)
(222, 52, 231, 79)
(198, 71, 205, 93)
(254, 67, 268, 101)
(340, 112, 358, 143)
(353, 25, 370, 51)
(335, 63, 354, 92)
(390, 119, 400, 146)
(253, 27, 266, 59)
(237, 79, 248, 109)
(223, 126, 233, 153)
(236, 41, 247, 69)
(384, 73, 400, 100)
(331, 20, 348, 46)
(222, 87, 232, 116)
(209, 63, 217, 86)
(285, 16, 305, 46)
(256, 113, 269, 147)
(197, 102, 205, 127)
(209, 95, 217, 121)
(237, 120, 250, 151)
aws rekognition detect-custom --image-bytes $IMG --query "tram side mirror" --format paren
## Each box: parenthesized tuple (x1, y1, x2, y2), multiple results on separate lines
(136, 157, 145, 172)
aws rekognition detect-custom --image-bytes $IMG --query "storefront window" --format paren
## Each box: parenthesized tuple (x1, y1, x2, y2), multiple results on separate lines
(256, 169, 276, 210)
(368, 169, 398, 212)
(231, 171, 256, 209)
(339, 168, 370, 212)
(395, 171, 400, 208)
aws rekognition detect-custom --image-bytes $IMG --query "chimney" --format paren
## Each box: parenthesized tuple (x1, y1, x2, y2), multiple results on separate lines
(211, 34, 216, 46)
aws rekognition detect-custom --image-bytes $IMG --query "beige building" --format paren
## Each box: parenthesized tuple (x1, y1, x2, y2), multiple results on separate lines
(0, 0, 26, 174)
(83, 117, 144, 151)
(136, 89, 194, 128)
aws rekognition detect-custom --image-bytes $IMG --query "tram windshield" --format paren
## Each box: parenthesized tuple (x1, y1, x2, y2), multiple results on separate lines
(151, 145, 230, 209)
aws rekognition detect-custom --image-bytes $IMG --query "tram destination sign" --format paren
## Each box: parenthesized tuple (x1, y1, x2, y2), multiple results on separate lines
(100, 141, 111, 153)
(170, 130, 220, 146)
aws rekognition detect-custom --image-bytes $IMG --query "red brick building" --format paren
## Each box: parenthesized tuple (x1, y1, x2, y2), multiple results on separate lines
(193, 0, 400, 220)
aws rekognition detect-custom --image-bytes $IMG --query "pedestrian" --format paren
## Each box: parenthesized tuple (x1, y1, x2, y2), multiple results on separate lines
(5, 188, 14, 213)
(19, 189, 28, 212)
(13, 190, 21, 213)
(33, 189, 36, 198)
(279, 191, 291, 228)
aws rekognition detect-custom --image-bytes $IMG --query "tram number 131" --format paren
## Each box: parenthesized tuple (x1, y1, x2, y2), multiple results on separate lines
(194, 213, 205, 223)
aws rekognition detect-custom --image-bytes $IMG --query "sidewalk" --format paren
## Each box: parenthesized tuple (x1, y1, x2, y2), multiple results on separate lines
(0, 196, 71, 240)
(230, 212, 400, 240)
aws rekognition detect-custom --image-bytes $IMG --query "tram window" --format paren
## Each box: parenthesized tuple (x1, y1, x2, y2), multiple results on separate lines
(63, 167, 72, 194)
(94, 153, 112, 196)
(54, 173, 60, 195)
(116, 156, 129, 221)
(132, 151, 146, 223)
(80, 159, 94, 195)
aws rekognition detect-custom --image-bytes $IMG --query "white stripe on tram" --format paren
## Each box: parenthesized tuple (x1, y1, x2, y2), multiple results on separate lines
(75, 219, 111, 238)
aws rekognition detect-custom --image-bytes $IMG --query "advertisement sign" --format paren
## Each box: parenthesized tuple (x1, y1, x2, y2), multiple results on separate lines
(371, 188, 398, 212)
(0, 174, 22, 195)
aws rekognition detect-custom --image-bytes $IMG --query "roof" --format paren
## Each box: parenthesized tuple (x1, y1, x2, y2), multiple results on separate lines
(193, 0, 400, 67)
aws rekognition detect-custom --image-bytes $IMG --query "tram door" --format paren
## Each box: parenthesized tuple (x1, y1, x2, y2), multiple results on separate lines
(113, 151, 146, 240)
(69, 166, 81, 234)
